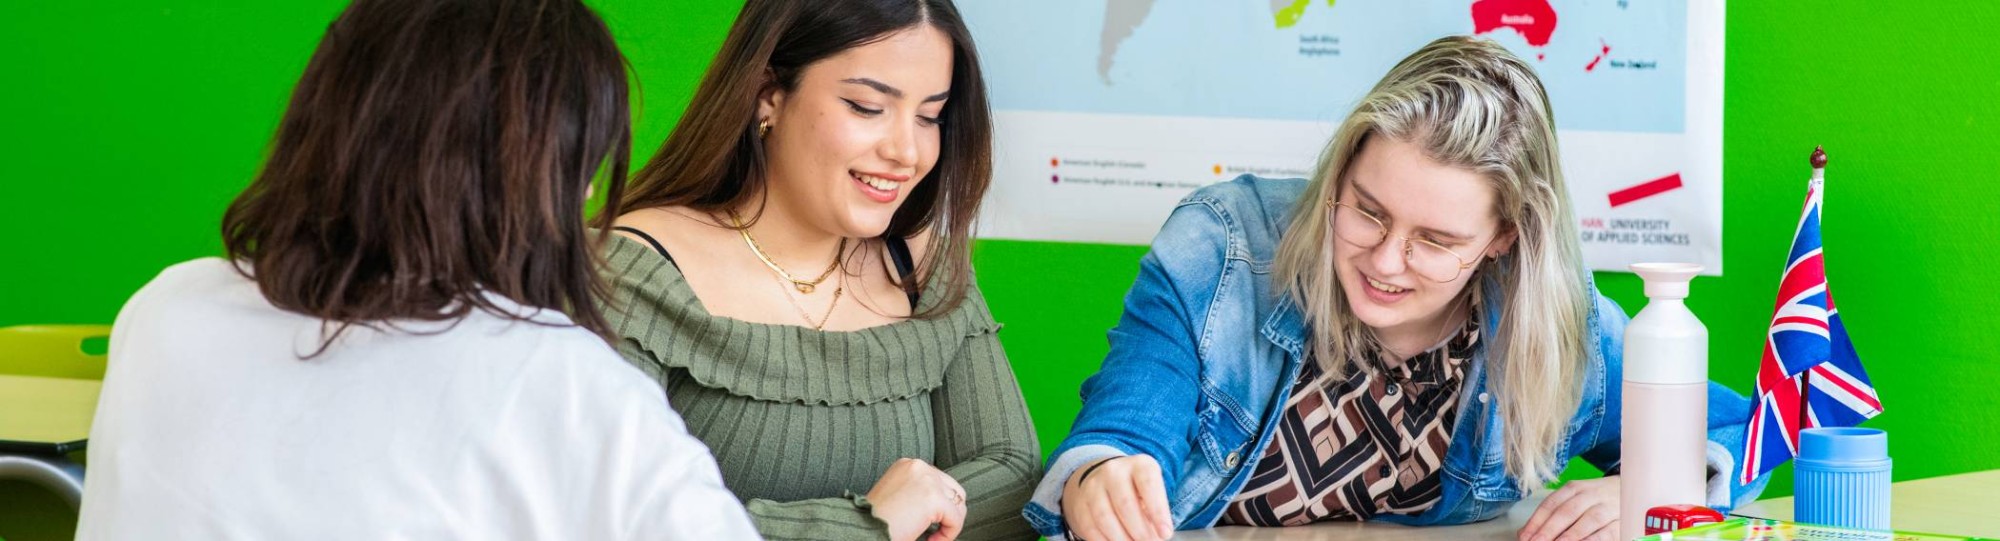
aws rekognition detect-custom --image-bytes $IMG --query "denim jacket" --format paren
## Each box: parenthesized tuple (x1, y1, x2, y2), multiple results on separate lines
(1024, 175, 1769, 537)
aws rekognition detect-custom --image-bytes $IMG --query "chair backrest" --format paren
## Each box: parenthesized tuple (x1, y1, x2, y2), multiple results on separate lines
(0, 325, 112, 380)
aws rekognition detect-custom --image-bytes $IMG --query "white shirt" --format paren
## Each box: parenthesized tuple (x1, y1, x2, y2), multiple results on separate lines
(77, 258, 759, 540)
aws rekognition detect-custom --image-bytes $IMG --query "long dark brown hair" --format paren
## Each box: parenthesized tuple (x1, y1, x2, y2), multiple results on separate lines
(222, 0, 633, 353)
(609, 0, 992, 317)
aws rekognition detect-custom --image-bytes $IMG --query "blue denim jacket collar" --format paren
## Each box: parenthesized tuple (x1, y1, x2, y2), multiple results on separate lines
(1257, 296, 1306, 360)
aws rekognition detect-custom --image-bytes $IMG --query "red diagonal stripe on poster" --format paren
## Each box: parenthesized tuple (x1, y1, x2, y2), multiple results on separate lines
(1608, 173, 1683, 208)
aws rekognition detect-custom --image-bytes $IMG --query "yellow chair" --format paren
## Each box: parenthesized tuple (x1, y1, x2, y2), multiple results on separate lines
(0, 325, 112, 380)
(0, 325, 109, 511)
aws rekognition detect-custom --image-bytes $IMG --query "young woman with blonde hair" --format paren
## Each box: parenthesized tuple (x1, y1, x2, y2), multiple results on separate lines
(1025, 36, 1767, 541)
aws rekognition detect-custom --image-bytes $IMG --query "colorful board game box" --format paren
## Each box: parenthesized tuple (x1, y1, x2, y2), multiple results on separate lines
(1643, 518, 1994, 541)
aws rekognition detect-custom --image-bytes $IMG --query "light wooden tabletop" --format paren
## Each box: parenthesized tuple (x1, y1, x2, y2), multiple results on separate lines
(1733, 469, 2000, 538)
(1176, 491, 1550, 541)
(1178, 470, 2000, 540)
(0, 374, 99, 451)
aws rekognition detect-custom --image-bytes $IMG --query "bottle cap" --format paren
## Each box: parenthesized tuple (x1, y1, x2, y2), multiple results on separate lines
(1630, 262, 1703, 299)
(1798, 427, 1891, 471)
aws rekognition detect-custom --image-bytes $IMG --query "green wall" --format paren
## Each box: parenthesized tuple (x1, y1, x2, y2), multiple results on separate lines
(5, 2, 1997, 539)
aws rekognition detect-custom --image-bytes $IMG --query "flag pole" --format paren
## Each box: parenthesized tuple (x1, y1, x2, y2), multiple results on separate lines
(1810, 145, 1827, 185)
(1800, 146, 1827, 431)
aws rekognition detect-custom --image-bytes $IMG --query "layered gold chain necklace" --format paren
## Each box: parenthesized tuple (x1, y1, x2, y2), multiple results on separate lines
(727, 210, 845, 330)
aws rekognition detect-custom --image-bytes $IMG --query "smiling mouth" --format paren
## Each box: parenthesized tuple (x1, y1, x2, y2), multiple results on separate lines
(1365, 275, 1410, 294)
(853, 172, 899, 191)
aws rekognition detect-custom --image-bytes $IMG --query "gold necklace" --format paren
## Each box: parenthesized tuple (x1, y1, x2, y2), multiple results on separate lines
(727, 210, 844, 294)
(777, 270, 845, 331)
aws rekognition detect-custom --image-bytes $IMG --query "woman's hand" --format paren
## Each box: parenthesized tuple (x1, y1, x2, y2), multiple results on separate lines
(1060, 455, 1175, 541)
(1519, 476, 1621, 541)
(867, 458, 968, 541)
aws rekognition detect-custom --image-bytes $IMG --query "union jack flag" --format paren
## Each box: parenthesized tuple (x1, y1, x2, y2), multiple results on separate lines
(1739, 155, 1885, 485)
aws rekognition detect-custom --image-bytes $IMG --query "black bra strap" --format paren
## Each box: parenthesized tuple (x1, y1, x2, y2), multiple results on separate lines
(885, 237, 921, 310)
(612, 226, 677, 267)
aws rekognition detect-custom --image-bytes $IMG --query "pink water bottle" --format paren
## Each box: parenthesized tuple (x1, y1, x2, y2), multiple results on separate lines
(1620, 263, 1710, 540)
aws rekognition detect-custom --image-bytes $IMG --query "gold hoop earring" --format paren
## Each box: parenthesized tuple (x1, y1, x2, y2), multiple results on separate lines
(758, 121, 772, 138)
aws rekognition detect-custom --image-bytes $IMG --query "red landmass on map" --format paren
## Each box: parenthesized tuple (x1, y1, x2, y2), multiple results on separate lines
(1471, 0, 1558, 48)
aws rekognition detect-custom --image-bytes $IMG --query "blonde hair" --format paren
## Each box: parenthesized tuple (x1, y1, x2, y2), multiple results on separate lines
(1272, 36, 1591, 485)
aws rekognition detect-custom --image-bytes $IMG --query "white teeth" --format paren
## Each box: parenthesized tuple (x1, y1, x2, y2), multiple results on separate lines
(854, 173, 897, 191)
(1366, 276, 1408, 294)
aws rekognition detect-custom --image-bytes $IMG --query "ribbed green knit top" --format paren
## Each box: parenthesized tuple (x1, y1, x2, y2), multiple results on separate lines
(600, 235, 1041, 541)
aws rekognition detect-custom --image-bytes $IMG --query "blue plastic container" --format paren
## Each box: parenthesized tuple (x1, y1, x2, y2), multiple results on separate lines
(1793, 427, 1892, 530)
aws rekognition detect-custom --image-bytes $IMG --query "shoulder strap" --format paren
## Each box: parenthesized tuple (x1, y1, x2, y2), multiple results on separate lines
(612, 226, 677, 267)
(884, 237, 920, 310)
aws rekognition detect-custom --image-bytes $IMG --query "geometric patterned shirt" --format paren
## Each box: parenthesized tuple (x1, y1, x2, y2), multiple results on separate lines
(1219, 320, 1478, 525)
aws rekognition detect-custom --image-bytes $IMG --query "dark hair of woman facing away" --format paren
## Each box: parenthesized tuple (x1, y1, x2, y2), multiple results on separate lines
(607, 0, 992, 318)
(221, 0, 633, 350)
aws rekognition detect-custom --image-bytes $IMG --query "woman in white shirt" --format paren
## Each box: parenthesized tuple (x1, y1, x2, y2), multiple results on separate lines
(74, 0, 757, 539)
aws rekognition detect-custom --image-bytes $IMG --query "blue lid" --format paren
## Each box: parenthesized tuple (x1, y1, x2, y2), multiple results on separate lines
(1797, 427, 1889, 466)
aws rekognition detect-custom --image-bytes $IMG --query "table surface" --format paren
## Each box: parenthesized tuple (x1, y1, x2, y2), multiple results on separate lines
(1182, 470, 2000, 540)
(1733, 469, 2000, 538)
(1176, 491, 1550, 541)
(0, 374, 99, 451)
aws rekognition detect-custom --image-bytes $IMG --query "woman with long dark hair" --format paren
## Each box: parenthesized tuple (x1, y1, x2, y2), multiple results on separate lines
(599, 1, 1038, 540)
(76, 1, 755, 538)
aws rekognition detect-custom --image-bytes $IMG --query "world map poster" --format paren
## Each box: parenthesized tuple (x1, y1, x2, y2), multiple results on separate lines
(960, 0, 1727, 274)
